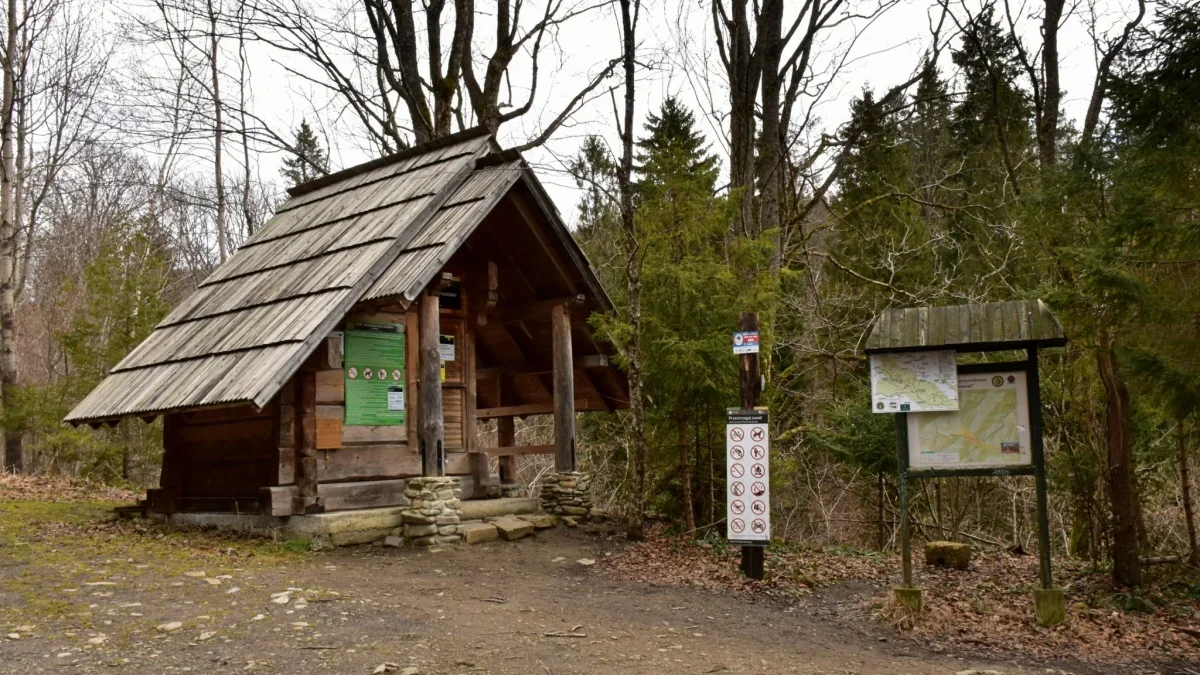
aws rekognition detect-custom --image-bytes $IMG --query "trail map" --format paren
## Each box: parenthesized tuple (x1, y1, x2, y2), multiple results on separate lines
(870, 350, 959, 413)
(907, 371, 1031, 470)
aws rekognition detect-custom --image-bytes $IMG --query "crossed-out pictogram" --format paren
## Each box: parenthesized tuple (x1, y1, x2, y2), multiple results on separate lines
(730, 464, 745, 478)
(751, 445, 765, 460)
(730, 518, 746, 533)
(751, 463, 765, 478)
(730, 482, 745, 496)
(750, 427, 765, 442)
(729, 445, 744, 460)
(730, 427, 744, 442)
(730, 500, 745, 515)
(751, 519, 766, 534)
(751, 482, 766, 496)
(751, 500, 766, 515)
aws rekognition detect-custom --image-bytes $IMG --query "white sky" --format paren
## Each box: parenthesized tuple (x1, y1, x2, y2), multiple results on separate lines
(204, 0, 1147, 226)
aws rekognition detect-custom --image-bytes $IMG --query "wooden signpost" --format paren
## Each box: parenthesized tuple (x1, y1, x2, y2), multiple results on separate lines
(865, 299, 1068, 626)
(730, 311, 765, 580)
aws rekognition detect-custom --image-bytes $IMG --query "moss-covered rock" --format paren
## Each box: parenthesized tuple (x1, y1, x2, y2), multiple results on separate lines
(923, 540, 972, 570)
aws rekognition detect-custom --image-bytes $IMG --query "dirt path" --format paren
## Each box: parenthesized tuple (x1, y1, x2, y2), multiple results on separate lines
(1, 523, 1106, 675)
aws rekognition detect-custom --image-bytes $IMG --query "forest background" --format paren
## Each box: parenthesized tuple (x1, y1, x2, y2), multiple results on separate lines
(0, 0, 1195, 590)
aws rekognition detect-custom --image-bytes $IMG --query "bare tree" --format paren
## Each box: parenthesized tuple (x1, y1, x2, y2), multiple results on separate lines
(245, 0, 620, 152)
(614, 0, 644, 540)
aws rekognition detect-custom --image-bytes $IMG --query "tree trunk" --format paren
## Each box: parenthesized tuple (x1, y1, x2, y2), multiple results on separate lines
(1178, 417, 1197, 566)
(0, 0, 19, 473)
(208, 0, 227, 263)
(617, 0, 645, 542)
(1037, 0, 1064, 165)
(1096, 340, 1141, 587)
(757, 0, 784, 247)
(677, 394, 695, 535)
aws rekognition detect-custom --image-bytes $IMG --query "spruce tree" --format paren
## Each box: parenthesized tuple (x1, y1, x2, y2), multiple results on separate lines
(280, 120, 329, 187)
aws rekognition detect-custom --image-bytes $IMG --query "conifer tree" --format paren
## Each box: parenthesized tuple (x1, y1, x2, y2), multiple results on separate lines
(280, 120, 329, 188)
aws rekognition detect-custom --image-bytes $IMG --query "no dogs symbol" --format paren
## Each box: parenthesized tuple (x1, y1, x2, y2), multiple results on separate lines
(750, 427, 766, 442)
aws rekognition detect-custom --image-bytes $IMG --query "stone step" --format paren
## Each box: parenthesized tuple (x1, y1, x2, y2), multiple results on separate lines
(458, 497, 538, 521)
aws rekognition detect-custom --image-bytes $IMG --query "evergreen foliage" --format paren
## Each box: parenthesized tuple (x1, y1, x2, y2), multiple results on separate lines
(280, 120, 330, 187)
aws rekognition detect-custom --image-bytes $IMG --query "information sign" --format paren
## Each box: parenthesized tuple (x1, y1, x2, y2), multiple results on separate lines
(870, 350, 959, 413)
(344, 323, 406, 426)
(907, 370, 1031, 471)
(727, 409, 769, 545)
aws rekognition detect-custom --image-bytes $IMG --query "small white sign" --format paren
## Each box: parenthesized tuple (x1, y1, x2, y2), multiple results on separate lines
(439, 335, 456, 362)
(732, 331, 760, 355)
(387, 386, 405, 412)
(727, 409, 769, 545)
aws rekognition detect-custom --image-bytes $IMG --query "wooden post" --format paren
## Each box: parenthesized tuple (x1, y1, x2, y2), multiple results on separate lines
(497, 416, 517, 483)
(1028, 346, 1054, 590)
(552, 303, 576, 472)
(896, 413, 912, 587)
(418, 288, 444, 477)
(738, 311, 764, 580)
(294, 370, 321, 513)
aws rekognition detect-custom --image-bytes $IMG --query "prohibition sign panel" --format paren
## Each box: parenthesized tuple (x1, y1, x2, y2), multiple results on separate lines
(727, 409, 770, 545)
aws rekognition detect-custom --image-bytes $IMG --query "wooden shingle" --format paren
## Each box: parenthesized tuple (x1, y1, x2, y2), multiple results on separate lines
(864, 299, 1066, 354)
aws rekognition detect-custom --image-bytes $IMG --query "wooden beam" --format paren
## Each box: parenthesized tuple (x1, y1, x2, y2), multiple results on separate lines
(477, 354, 609, 381)
(293, 370, 321, 513)
(497, 417, 517, 482)
(552, 304, 576, 471)
(483, 444, 555, 457)
(511, 191, 579, 295)
(477, 398, 606, 418)
(477, 261, 499, 327)
(418, 288, 445, 476)
(496, 295, 585, 324)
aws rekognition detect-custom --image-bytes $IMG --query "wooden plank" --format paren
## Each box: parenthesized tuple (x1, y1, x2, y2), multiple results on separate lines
(278, 404, 294, 448)
(552, 304, 575, 471)
(261, 479, 410, 516)
(464, 313, 477, 453)
(477, 398, 606, 418)
(316, 370, 344, 404)
(497, 417, 517, 482)
(483, 444, 554, 457)
(406, 309, 419, 449)
(342, 425, 406, 444)
(317, 418, 343, 449)
(496, 295, 585, 323)
(294, 370, 320, 511)
(418, 289, 445, 475)
(477, 354, 608, 381)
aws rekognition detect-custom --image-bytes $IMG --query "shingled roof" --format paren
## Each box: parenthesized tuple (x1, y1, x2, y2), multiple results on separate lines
(66, 129, 607, 424)
(865, 299, 1067, 354)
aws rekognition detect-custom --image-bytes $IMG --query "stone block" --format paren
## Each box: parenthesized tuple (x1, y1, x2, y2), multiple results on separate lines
(518, 513, 556, 529)
(492, 515, 535, 541)
(383, 536, 403, 548)
(1033, 588, 1066, 626)
(458, 522, 499, 544)
(892, 586, 922, 613)
(405, 524, 437, 538)
(924, 541, 972, 570)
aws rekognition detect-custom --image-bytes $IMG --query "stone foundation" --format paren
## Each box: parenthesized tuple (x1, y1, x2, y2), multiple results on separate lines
(399, 477, 463, 546)
(500, 484, 527, 498)
(539, 471, 592, 517)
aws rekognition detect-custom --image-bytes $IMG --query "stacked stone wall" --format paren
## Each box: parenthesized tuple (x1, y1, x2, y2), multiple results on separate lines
(398, 477, 463, 546)
(539, 471, 592, 517)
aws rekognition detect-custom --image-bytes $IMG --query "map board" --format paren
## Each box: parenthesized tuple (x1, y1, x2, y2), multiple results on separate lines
(726, 410, 770, 546)
(906, 371, 1031, 470)
(870, 350, 959, 413)
(344, 323, 406, 426)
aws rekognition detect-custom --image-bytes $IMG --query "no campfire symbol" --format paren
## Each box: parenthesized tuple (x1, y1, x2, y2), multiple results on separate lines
(727, 409, 770, 545)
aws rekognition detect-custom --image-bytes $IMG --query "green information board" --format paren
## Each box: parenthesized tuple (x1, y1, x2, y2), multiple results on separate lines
(344, 323, 405, 426)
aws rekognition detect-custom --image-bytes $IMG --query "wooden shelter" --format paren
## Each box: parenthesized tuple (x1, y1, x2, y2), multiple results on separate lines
(65, 128, 628, 516)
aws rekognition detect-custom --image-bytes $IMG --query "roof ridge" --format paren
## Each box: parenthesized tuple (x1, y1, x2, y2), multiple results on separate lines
(287, 126, 493, 198)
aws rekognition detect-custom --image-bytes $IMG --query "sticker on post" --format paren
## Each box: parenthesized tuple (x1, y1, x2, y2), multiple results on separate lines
(732, 331, 760, 354)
